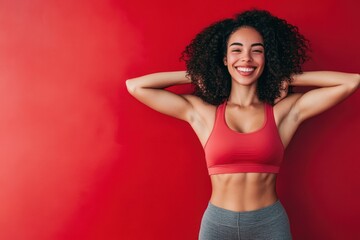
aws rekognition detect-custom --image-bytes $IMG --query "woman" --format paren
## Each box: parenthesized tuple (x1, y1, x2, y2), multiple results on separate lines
(126, 9, 359, 240)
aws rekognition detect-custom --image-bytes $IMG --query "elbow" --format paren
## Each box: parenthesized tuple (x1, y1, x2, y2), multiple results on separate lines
(347, 73, 360, 92)
(355, 73, 360, 89)
(125, 79, 137, 95)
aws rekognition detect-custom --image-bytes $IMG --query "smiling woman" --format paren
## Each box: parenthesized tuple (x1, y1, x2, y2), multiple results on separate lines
(126, 8, 359, 240)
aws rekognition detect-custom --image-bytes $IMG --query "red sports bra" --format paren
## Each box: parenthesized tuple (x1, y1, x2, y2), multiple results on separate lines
(204, 101, 284, 175)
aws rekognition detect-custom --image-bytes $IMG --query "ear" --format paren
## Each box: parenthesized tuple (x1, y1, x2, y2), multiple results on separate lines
(223, 56, 227, 66)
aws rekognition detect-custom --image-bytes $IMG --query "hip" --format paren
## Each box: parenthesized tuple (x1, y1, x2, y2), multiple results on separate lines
(199, 199, 292, 240)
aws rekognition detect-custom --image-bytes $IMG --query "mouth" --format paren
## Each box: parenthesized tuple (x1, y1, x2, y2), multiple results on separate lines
(235, 66, 256, 76)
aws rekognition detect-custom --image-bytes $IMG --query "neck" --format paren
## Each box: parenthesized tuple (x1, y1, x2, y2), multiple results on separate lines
(227, 81, 260, 107)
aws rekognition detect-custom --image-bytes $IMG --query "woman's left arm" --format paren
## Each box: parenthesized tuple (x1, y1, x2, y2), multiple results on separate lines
(290, 71, 359, 123)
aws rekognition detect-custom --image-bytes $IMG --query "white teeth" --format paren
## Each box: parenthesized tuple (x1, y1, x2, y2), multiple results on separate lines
(237, 67, 255, 72)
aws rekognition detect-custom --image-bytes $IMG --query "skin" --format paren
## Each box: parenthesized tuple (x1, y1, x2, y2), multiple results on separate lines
(126, 27, 359, 211)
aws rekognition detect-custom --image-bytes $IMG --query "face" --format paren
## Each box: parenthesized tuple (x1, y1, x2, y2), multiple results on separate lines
(224, 27, 265, 86)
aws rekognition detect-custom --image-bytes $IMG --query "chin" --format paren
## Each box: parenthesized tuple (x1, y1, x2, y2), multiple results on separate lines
(232, 75, 260, 86)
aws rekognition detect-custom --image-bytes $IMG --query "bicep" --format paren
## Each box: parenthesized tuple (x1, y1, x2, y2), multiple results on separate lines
(293, 84, 356, 123)
(127, 86, 194, 122)
(277, 86, 354, 148)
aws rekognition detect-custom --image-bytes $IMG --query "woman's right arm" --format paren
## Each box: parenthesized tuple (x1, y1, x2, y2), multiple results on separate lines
(125, 71, 195, 122)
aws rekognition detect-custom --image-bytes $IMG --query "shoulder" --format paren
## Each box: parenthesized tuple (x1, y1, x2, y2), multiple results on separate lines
(182, 94, 218, 113)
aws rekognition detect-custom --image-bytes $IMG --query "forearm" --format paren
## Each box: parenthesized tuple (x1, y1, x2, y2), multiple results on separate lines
(125, 71, 191, 92)
(291, 71, 360, 88)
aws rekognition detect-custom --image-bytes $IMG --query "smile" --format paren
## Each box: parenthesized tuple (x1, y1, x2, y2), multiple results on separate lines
(236, 67, 256, 72)
(235, 66, 257, 76)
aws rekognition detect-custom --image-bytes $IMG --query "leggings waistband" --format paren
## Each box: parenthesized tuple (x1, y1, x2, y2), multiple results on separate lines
(205, 200, 286, 227)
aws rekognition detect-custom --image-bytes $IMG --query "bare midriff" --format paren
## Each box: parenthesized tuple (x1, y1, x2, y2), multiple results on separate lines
(209, 172, 278, 212)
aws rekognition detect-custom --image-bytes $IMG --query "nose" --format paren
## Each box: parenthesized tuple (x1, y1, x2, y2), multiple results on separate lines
(241, 50, 252, 62)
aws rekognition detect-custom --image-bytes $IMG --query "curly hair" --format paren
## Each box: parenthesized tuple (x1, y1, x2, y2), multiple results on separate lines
(181, 9, 310, 105)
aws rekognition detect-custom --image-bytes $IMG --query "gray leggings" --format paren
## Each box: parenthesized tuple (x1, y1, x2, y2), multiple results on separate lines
(198, 200, 292, 240)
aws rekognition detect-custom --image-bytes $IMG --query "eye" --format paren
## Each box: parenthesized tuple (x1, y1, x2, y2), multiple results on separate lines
(253, 50, 263, 53)
(231, 49, 241, 53)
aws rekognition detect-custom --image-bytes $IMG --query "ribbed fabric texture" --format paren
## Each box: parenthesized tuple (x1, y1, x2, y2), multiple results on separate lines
(199, 200, 292, 239)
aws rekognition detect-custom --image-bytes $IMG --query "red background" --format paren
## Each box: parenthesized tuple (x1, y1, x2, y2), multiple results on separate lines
(0, 0, 359, 239)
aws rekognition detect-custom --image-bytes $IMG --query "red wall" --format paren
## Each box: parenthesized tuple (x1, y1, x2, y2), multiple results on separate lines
(0, 0, 359, 239)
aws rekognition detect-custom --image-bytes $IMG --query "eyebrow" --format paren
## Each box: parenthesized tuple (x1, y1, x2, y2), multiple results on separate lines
(229, 42, 264, 47)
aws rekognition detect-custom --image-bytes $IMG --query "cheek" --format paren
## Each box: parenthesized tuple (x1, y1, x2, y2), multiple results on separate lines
(255, 55, 265, 67)
(226, 54, 236, 63)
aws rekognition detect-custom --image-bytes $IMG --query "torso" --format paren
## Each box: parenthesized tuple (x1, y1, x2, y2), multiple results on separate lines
(184, 94, 302, 211)
(209, 172, 278, 211)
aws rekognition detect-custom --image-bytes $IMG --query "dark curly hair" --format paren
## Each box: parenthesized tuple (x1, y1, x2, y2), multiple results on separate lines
(181, 9, 310, 105)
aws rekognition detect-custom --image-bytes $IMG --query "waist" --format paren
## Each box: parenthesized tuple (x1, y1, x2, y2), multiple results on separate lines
(209, 172, 278, 211)
(208, 163, 280, 175)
